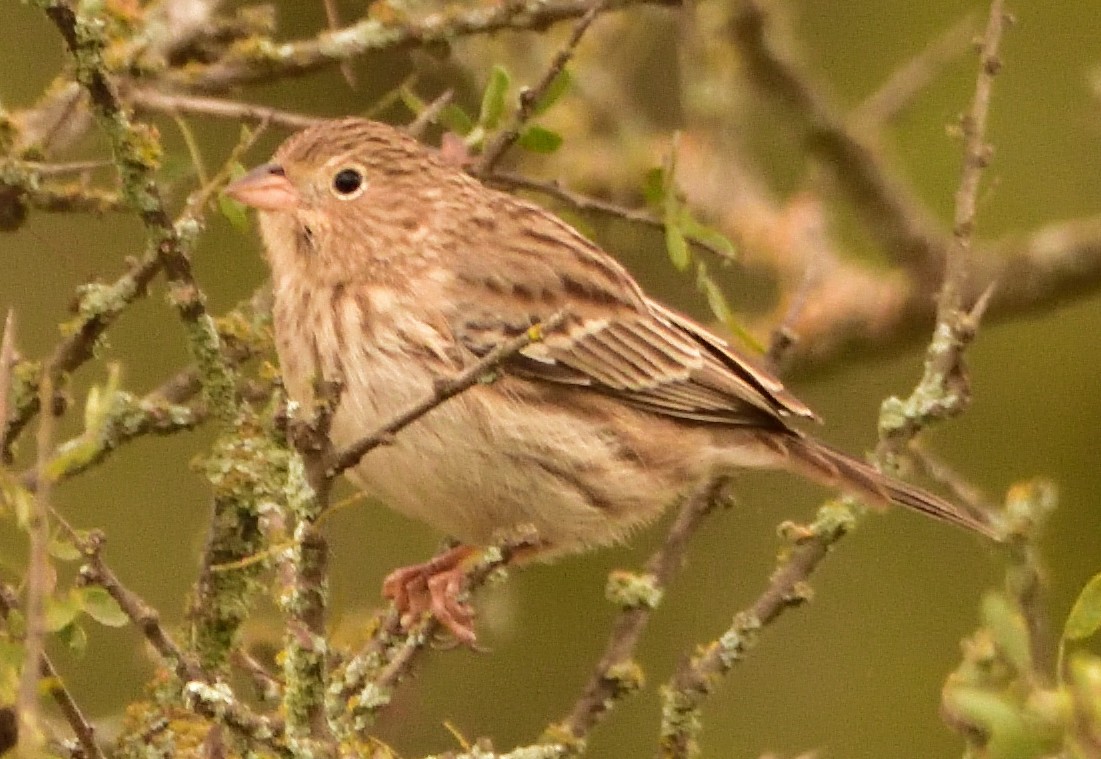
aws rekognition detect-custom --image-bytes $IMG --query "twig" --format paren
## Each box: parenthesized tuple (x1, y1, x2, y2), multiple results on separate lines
(658, 503, 853, 758)
(332, 535, 539, 728)
(852, 14, 979, 128)
(45, 0, 237, 426)
(75, 534, 291, 756)
(560, 477, 730, 740)
(0, 311, 14, 456)
(17, 373, 55, 756)
(165, 0, 676, 92)
(328, 312, 566, 479)
(322, 0, 358, 88)
(485, 171, 738, 263)
(129, 88, 327, 130)
(731, 0, 950, 279)
(478, 0, 608, 173)
(0, 584, 104, 759)
(406, 90, 455, 139)
(877, 0, 1007, 461)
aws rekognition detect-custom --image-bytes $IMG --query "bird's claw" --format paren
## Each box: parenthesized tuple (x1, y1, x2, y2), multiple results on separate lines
(382, 545, 478, 645)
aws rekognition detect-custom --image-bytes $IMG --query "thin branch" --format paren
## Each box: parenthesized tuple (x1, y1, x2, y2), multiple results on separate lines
(486, 171, 738, 262)
(0, 584, 105, 759)
(852, 13, 979, 128)
(129, 88, 327, 130)
(74, 534, 291, 757)
(754, 213, 1101, 370)
(0, 311, 14, 456)
(478, 0, 608, 173)
(730, 0, 950, 279)
(658, 504, 853, 759)
(17, 373, 55, 756)
(406, 90, 455, 139)
(877, 0, 1008, 461)
(561, 477, 730, 740)
(45, 0, 238, 426)
(328, 312, 566, 479)
(164, 0, 677, 93)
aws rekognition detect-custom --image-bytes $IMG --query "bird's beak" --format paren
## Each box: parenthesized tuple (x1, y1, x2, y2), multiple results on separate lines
(223, 163, 301, 211)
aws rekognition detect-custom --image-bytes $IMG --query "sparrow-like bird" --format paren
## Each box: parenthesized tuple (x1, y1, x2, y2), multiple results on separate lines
(225, 118, 994, 643)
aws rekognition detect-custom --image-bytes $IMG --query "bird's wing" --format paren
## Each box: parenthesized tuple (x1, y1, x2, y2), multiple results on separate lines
(448, 195, 816, 427)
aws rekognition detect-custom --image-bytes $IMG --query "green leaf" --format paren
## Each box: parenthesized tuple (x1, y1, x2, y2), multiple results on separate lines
(479, 65, 511, 130)
(679, 214, 738, 260)
(697, 262, 735, 325)
(532, 68, 572, 115)
(217, 193, 250, 233)
(77, 586, 129, 628)
(696, 262, 765, 352)
(982, 592, 1032, 674)
(517, 125, 563, 154)
(439, 103, 474, 136)
(44, 591, 82, 633)
(1064, 571, 1101, 641)
(399, 86, 427, 116)
(642, 167, 665, 208)
(664, 220, 691, 272)
(58, 621, 88, 656)
(48, 533, 82, 562)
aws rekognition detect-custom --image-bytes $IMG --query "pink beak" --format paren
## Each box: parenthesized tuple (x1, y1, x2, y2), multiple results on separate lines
(223, 163, 301, 211)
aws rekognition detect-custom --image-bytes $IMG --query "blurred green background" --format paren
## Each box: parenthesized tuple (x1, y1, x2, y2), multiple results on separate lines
(1, 0, 1099, 756)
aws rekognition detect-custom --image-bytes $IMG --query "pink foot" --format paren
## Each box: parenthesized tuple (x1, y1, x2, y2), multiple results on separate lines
(382, 545, 478, 645)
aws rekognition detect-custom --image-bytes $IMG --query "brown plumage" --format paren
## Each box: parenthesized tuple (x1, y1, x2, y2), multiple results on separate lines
(226, 118, 995, 642)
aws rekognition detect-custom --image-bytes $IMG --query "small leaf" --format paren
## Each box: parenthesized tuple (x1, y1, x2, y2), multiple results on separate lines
(439, 103, 474, 136)
(532, 68, 572, 115)
(517, 125, 563, 154)
(48, 533, 82, 562)
(0, 639, 23, 669)
(642, 167, 665, 208)
(217, 194, 250, 233)
(399, 86, 427, 116)
(664, 221, 691, 272)
(679, 214, 738, 260)
(58, 622, 88, 656)
(44, 591, 81, 633)
(982, 592, 1032, 674)
(479, 65, 511, 130)
(1065, 572, 1101, 641)
(697, 263, 735, 326)
(77, 586, 129, 628)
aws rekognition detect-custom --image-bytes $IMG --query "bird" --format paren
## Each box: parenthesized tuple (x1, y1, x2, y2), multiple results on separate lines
(224, 117, 995, 644)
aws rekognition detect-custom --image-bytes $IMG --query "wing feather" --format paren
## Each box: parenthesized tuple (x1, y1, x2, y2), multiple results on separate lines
(444, 190, 815, 427)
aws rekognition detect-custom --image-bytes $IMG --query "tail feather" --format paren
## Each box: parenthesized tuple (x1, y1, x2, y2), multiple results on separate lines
(773, 433, 998, 540)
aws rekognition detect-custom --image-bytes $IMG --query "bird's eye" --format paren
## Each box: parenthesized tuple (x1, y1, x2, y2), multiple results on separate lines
(331, 167, 365, 198)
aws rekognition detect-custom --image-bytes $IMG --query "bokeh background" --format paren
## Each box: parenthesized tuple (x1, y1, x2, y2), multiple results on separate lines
(1, 0, 1099, 756)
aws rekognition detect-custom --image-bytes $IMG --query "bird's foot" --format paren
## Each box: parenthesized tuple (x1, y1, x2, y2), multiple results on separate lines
(382, 544, 479, 645)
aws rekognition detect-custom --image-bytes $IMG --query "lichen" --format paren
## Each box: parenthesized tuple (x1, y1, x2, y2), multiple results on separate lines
(604, 570, 663, 609)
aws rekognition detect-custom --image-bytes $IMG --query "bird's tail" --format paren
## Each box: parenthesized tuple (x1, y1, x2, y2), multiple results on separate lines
(771, 433, 998, 540)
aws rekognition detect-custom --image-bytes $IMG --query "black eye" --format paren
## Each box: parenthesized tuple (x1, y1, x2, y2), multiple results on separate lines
(332, 168, 363, 196)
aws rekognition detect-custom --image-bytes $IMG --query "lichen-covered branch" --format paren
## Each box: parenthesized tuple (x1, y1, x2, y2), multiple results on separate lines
(164, 0, 679, 93)
(877, 0, 1007, 466)
(657, 503, 853, 758)
(556, 477, 731, 744)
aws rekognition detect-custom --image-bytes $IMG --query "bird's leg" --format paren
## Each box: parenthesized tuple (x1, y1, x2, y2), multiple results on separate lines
(382, 544, 479, 644)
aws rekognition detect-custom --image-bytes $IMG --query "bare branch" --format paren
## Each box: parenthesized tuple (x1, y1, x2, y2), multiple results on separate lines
(730, 0, 950, 279)
(852, 14, 979, 128)
(129, 88, 327, 130)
